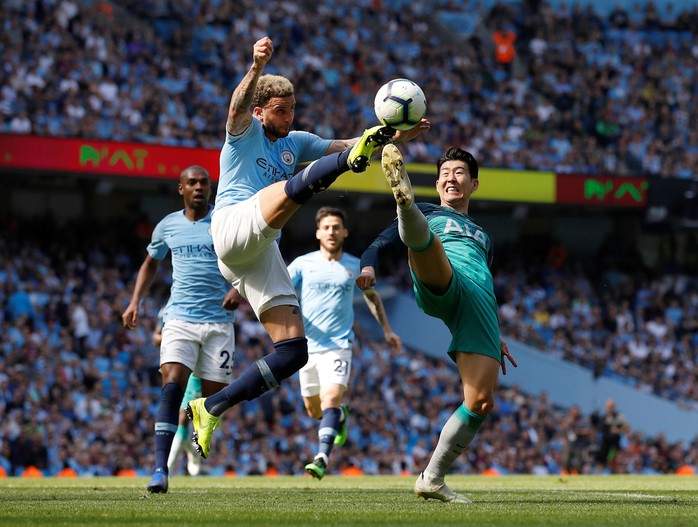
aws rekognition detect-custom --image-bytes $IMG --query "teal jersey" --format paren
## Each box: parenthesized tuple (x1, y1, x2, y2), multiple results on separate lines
(287, 250, 360, 353)
(215, 118, 332, 210)
(361, 203, 500, 362)
(426, 207, 493, 295)
(147, 206, 233, 323)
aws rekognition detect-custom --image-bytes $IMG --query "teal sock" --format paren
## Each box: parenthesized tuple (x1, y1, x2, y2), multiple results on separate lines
(424, 403, 486, 480)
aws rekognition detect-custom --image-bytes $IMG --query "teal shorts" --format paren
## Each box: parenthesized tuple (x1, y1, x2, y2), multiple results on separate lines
(180, 375, 203, 410)
(411, 268, 501, 363)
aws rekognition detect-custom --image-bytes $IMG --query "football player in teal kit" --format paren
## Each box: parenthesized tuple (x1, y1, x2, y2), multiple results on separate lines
(358, 145, 517, 503)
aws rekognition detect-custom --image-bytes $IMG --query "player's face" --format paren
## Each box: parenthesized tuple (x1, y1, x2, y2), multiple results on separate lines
(256, 96, 295, 139)
(316, 215, 347, 255)
(436, 160, 478, 208)
(179, 171, 211, 212)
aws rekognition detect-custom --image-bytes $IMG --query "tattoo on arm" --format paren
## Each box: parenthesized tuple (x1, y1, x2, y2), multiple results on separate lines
(227, 69, 260, 135)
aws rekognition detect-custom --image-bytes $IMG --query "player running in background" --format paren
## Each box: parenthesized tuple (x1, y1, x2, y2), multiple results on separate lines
(186, 36, 428, 460)
(288, 206, 401, 479)
(122, 165, 240, 493)
(357, 145, 517, 503)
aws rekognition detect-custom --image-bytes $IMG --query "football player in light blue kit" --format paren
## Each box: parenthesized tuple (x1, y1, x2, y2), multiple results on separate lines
(122, 165, 240, 493)
(186, 36, 429, 459)
(288, 207, 401, 479)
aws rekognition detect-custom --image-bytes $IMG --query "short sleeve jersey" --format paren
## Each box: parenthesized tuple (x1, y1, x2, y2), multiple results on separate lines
(147, 206, 233, 323)
(287, 251, 361, 353)
(215, 118, 332, 210)
(427, 207, 494, 295)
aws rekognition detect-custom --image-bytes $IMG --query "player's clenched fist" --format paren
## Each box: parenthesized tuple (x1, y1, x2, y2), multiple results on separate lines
(253, 37, 273, 67)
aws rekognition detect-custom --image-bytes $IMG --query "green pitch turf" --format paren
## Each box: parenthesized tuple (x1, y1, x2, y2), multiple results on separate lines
(0, 475, 696, 526)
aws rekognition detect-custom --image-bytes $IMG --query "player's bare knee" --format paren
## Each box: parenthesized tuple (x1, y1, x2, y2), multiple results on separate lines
(469, 394, 495, 416)
(306, 407, 322, 420)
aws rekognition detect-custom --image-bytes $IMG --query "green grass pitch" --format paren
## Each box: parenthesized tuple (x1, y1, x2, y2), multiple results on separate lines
(1, 475, 696, 526)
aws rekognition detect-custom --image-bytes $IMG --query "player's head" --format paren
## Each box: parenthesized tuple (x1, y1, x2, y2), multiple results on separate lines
(435, 147, 479, 209)
(178, 165, 211, 213)
(252, 74, 295, 140)
(315, 206, 348, 255)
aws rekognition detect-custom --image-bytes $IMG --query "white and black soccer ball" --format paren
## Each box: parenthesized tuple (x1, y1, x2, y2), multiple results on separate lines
(374, 79, 427, 131)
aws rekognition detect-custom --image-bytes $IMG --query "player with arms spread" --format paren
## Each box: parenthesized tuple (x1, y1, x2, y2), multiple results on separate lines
(288, 206, 401, 479)
(122, 165, 240, 493)
(186, 36, 428, 459)
(357, 145, 517, 503)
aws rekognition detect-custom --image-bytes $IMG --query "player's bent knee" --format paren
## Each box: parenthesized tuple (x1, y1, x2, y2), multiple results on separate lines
(269, 337, 308, 381)
(468, 395, 495, 416)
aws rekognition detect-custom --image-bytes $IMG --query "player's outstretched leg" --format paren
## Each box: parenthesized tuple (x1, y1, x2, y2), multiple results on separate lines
(186, 398, 220, 459)
(381, 143, 413, 207)
(348, 125, 395, 173)
(382, 144, 433, 252)
(414, 472, 472, 504)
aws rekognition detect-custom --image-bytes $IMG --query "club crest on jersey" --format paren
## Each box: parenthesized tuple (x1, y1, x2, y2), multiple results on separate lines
(346, 269, 355, 279)
(281, 151, 295, 166)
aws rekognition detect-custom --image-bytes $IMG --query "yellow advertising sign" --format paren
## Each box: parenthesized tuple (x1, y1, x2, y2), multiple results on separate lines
(333, 164, 556, 204)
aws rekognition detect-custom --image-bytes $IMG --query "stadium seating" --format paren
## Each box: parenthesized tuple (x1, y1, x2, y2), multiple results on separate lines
(1, 0, 698, 177)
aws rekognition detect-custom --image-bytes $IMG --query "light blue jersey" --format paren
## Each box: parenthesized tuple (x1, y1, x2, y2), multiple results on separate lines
(287, 251, 360, 353)
(215, 118, 332, 210)
(148, 206, 233, 323)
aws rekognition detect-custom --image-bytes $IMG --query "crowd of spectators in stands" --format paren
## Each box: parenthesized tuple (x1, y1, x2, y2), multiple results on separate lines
(2, 0, 698, 179)
(1, 216, 697, 478)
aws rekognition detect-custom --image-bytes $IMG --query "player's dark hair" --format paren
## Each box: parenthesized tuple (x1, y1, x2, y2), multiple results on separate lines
(315, 206, 346, 227)
(180, 165, 210, 181)
(437, 147, 479, 180)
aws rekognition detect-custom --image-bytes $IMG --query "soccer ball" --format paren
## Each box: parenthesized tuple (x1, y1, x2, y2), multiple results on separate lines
(374, 79, 427, 131)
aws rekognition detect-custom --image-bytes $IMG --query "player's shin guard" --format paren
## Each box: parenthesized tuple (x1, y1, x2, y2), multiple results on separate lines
(154, 382, 184, 471)
(205, 338, 308, 416)
(284, 151, 351, 204)
(423, 403, 486, 480)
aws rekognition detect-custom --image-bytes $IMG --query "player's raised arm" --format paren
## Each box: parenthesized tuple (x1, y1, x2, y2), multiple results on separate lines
(226, 36, 274, 136)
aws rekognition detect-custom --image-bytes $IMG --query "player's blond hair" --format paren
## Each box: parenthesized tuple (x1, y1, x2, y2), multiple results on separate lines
(252, 75, 294, 107)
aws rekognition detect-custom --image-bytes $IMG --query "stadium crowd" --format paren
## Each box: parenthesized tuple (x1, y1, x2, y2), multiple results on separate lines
(1, 217, 697, 478)
(2, 0, 698, 179)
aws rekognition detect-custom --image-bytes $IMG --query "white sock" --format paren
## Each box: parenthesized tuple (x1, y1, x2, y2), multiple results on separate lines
(397, 204, 432, 251)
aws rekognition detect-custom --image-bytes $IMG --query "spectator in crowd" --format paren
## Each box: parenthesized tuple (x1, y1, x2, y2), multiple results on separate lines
(3, 0, 698, 179)
(593, 399, 629, 474)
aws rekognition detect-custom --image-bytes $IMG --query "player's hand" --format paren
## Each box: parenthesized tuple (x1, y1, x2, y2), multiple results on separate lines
(500, 337, 517, 375)
(385, 330, 402, 351)
(122, 304, 139, 329)
(393, 118, 430, 144)
(356, 266, 376, 290)
(253, 36, 273, 68)
(222, 288, 242, 311)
